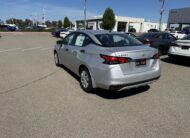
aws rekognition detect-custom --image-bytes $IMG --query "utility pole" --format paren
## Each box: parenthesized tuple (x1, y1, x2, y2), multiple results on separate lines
(42, 8, 46, 24)
(159, 0, 165, 31)
(84, 0, 87, 30)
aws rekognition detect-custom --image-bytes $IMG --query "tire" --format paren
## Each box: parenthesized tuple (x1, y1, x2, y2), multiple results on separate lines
(54, 52, 60, 66)
(158, 48, 163, 56)
(80, 68, 94, 93)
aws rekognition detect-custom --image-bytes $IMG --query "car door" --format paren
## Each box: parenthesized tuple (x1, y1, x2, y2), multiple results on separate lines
(164, 34, 177, 52)
(59, 33, 76, 68)
(157, 33, 171, 53)
(67, 33, 92, 75)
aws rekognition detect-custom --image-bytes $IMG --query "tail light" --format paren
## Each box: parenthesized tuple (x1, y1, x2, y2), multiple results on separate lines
(153, 52, 160, 59)
(100, 54, 131, 65)
(171, 42, 179, 47)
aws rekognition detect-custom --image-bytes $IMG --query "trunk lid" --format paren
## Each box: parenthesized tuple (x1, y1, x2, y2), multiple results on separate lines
(104, 45, 158, 75)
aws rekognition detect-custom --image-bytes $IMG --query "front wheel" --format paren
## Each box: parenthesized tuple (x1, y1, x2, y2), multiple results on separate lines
(54, 52, 60, 66)
(80, 68, 94, 93)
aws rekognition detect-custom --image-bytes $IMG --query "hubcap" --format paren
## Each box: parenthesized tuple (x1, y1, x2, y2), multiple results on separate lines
(54, 53, 58, 64)
(81, 71, 89, 88)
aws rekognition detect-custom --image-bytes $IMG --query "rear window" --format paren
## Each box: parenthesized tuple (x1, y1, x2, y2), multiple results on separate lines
(95, 34, 142, 47)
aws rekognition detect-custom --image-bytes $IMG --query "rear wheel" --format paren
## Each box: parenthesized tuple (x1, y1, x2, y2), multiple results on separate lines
(54, 52, 60, 66)
(158, 48, 163, 55)
(80, 68, 93, 93)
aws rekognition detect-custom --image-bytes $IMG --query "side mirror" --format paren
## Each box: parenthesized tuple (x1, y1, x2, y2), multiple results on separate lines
(56, 40, 63, 45)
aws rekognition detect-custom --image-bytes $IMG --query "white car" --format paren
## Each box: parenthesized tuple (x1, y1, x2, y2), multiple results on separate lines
(60, 30, 75, 38)
(59, 30, 70, 38)
(170, 31, 186, 39)
(169, 35, 190, 58)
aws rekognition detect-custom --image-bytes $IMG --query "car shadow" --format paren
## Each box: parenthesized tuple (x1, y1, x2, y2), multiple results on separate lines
(161, 56, 190, 67)
(60, 65, 80, 81)
(92, 86, 150, 99)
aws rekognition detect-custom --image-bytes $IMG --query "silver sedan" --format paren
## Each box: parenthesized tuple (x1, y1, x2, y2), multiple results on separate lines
(54, 30, 161, 93)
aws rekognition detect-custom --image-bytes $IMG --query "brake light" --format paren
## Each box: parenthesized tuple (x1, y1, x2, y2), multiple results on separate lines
(153, 52, 160, 59)
(100, 54, 130, 65)
(171, 42, 178, 47)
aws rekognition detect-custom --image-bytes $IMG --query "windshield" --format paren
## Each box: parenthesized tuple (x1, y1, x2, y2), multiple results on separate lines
(95, 34, 142, 47)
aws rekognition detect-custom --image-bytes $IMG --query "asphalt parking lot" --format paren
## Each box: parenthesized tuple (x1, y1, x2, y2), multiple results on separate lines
(0, 32, 190, 138)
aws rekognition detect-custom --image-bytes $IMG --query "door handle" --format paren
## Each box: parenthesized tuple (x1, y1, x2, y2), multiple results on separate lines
(65, 48, 69, 51)
(80, 50, 85, 53)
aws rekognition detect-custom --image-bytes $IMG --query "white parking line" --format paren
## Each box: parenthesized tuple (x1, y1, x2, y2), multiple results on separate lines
(22, 47, 42, 52)
(40, 47, 52, 51)
(0, 47, 52, 53)
(0, 48, 22, 53)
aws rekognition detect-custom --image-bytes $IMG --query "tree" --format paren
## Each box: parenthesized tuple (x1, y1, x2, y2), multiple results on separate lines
(45, 20, 52, 27)
(58, 20, 62, 28)
(63, 17, 70, 28)
(102, 8, 116, 30)
(25, 19, 33, 27)
(52, 21, 57, 28)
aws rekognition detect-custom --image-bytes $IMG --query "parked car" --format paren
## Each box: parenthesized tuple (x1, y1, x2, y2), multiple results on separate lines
(182, 27, 190, 35)
(170, 31, 186, 39)
(125, 32, 136, 38)
(148, 29, 159, 33)
(136, 32, 177, 54)
(54, 30, 161, 93)
(60, 29, 74, 38)
(52, 28, 68, 37)
(60, 30, 70, 38)
(169, 35, 190, 58)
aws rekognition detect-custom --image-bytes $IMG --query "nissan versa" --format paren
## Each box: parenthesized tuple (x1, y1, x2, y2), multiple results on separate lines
(54, 30, 161, 93)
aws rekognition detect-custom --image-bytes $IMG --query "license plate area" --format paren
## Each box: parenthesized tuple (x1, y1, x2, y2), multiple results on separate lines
(181, 46, 189, 50)
(136, 59, 146, 66)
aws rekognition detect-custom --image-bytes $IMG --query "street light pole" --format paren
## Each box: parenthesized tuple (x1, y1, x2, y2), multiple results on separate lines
(159, 0, 165, 31)
(84, 0, 87, 30)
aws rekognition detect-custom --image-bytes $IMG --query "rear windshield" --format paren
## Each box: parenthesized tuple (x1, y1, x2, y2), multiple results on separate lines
(95, 34, 142, 47)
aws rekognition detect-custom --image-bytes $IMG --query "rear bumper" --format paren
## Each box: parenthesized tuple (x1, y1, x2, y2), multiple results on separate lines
(92, 63, 161, 90)
(169, 48, 190, 57)
(109, 77, 160, 91)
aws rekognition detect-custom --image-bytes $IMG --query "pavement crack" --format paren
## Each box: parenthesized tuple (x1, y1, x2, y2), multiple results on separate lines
(0, 69, 60, 95)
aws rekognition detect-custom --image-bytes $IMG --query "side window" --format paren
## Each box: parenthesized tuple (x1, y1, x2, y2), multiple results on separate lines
(161, 34, 168, 39)
(74, 33, 92, 47)
(64, 33, 75, 45)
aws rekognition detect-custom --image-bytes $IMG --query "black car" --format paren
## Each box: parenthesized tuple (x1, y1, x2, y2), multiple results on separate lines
(51, 28, 68, 37)
(148, 29, 159, 33)
(125, 32, 136, 38)
(136, 32, 177, 54)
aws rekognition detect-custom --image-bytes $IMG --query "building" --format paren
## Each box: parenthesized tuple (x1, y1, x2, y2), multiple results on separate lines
(75, 16, 167, 33)
(168, 7, 190, 31)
